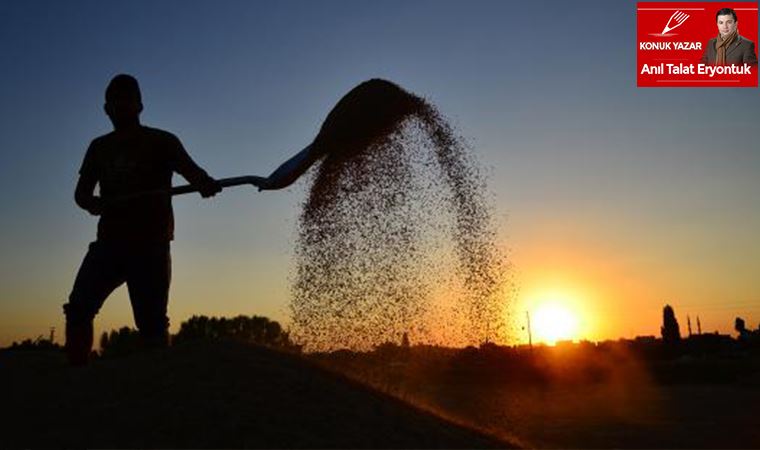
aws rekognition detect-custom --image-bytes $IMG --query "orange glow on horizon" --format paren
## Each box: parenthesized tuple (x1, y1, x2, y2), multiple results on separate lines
(532, 302, 580, 345)
(521, 286, 590, 345)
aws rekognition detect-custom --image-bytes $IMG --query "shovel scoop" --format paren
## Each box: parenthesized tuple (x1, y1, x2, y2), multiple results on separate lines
(170, 78, 424, 196)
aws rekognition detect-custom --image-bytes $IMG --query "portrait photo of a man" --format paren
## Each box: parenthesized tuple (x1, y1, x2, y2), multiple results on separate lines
(700, 7, 758, 65)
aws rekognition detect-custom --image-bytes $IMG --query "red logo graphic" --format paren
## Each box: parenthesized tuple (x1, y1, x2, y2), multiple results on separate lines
(661, 10, 691, 35)
(637, 2, 758, 87)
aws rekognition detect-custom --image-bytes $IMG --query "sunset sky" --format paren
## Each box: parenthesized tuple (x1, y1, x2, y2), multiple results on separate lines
(1, 0, 758, 347)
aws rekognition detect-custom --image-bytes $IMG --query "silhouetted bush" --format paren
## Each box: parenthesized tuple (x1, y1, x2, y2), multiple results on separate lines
(173, 315, 298, 351)
(99, 327, 141, 358)
(8, 336, 61, 351)
(94, 315, 298, 358)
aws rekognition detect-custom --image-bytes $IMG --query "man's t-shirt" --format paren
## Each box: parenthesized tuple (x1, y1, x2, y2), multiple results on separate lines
(80, 126, 213, 242)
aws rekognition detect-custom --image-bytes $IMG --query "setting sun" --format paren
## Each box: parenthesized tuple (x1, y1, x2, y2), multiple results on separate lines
(532, 303, 580, 345)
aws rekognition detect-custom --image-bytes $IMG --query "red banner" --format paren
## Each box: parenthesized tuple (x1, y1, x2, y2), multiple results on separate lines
(637, 2, 758, 87)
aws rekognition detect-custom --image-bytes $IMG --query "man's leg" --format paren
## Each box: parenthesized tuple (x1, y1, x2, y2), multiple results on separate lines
(126, 243, 171, 348)
(64, 241, 125, 365)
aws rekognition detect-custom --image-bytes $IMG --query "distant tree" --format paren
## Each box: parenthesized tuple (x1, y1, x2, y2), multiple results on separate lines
(8, 334, 61, 351)
(99, 327, 141, 358)
(174, 315, 213, 341)
(661, 304, 681, 343)
(173, 314, 297, 350)
(100, 331, 110, 351)
(735, 317, 751, 341)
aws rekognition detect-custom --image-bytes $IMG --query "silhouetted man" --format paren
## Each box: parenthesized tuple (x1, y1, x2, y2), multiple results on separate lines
(64, 74, 221, 365)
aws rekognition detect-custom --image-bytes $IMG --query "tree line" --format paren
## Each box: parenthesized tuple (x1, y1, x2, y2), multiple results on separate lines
(98, 314, 298, 357)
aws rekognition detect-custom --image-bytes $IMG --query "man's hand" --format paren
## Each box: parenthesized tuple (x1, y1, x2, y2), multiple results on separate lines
(75, 174, 104, 215)
(199, 178, 223, 198)
(250, 176, 272, 192)
(86, 197, 104, 216)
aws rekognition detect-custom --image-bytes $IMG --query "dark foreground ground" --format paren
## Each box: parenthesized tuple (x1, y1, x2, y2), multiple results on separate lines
(317, 344, 760, 449)
(0, 342, 513, 449)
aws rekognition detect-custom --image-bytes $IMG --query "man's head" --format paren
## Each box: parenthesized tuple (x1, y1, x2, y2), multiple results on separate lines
(716, 8, 738, 37)
(104, 74, 143, 127)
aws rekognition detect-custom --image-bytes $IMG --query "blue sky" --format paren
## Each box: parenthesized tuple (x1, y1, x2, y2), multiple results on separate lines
(1, 0, 758, 345)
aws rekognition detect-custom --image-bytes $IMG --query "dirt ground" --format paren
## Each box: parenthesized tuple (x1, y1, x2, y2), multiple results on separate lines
(401, 380, 760, 448)
(4, 341, 758, 449)
(0, 342, 512, 449)
(312, 346, 760, 449)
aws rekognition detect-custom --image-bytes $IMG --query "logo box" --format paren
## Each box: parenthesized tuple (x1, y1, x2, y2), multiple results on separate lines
(637, 2, 758, 87)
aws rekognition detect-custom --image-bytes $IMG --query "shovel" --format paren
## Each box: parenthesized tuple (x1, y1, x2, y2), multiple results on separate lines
(174, 143, 317, 196)
(123, 78, 421, 201)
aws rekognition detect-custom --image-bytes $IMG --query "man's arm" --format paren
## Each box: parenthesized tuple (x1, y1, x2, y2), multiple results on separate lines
(171, 136, 221, 198)
(256, 144, 320, 191)
(75, 141, 103, 215)
(74, 173, 103, 216)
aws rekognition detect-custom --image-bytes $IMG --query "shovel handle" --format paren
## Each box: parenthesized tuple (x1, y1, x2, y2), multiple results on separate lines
(170, 176, 266, 196)
(104, 176, 266, 205)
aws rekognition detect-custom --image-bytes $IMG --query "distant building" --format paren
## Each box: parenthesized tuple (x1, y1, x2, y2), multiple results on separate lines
(634, 335, 657, 344)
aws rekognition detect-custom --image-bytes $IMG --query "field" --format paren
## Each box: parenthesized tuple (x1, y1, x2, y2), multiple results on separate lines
(314, 341, 760, 448)
(0, 341, 509, 449)
(394, 376, 760, 448)
(2, 338, 759, 448)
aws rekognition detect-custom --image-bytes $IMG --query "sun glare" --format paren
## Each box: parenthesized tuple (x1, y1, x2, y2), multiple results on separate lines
(532, 303, 580, 345)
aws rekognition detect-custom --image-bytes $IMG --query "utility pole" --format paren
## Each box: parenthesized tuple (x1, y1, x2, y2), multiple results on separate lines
(526, 310, 533, 350)
(49, 327, 55, 344)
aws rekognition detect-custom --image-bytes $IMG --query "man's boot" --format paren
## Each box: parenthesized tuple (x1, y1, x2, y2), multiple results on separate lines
(65, 321, 93, 366)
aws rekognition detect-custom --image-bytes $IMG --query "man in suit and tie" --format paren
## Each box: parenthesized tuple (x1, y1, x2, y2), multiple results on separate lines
(700, 8, 758, 65)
